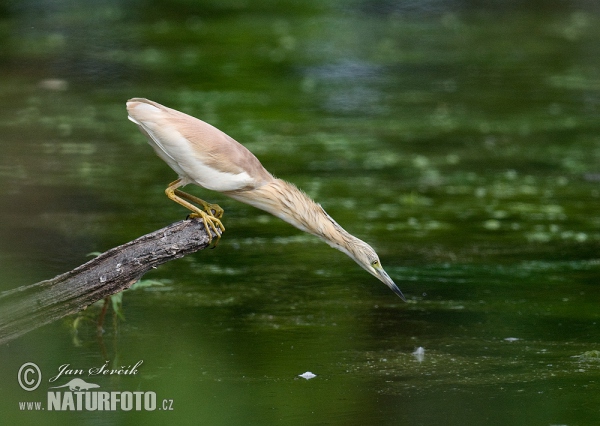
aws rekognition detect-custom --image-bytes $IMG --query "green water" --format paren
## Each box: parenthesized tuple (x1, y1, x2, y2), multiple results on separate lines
(1, 1, 599, 425)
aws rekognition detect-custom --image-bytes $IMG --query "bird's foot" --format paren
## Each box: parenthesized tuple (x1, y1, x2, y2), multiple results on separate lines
(168, 187, 225, 245)
(189, 210, 225, 246)
(172, 189, 224, 219)
(201, 201, 224, 219)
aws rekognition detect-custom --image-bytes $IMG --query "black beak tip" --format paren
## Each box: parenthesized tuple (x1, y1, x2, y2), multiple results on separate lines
(391, 284, 407, 302)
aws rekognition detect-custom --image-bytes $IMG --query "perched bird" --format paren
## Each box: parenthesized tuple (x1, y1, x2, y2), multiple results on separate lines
(127, 98, 405, 300)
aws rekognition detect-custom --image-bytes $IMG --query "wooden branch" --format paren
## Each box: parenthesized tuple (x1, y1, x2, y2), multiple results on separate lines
(0, 218, 217, 344)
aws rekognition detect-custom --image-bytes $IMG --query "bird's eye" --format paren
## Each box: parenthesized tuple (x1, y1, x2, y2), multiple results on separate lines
(371, 260, 380, 267)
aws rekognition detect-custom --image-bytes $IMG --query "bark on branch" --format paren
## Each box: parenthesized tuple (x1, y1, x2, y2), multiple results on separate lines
(0, 218, 216, 344)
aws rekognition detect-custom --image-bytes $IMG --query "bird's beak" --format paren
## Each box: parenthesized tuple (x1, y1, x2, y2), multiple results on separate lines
(374, 266, 406, 301)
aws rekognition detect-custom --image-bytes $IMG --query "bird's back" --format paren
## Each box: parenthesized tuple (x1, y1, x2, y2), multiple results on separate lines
(127, 98, 274, 192)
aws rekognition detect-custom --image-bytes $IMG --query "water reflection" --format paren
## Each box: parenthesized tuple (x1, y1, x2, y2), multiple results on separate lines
(306, 60, 385, 114)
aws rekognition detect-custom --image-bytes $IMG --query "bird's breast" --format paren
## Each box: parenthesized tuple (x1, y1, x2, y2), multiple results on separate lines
(186, 160, 256, 192)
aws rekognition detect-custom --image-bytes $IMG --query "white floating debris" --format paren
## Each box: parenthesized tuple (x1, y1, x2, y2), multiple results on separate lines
(504, 337, 520, 342)
(299, 371, 316, 380)
(412, 347, 425, 362)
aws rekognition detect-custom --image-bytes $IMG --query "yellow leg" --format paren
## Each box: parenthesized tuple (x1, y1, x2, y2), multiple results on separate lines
(174, 189, 224, 219)
(165, 179, 225, 243)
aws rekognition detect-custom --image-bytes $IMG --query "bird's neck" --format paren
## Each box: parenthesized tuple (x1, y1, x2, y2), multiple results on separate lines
(225, 179, 358, 257)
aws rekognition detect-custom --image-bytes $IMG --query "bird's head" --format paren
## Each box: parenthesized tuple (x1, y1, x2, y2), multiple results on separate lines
(345, 239, 406, 301)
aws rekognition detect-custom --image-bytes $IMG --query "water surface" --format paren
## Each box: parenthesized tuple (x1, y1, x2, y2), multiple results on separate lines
(0, 1, 599, 425)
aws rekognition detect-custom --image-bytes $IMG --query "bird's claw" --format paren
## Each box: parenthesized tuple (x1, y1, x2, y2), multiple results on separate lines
(189, 211, 225, 247)
(205, 203, 224, 219)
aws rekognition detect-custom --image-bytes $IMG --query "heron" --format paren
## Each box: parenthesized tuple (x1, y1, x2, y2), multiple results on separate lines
(127, 98, 406, 300)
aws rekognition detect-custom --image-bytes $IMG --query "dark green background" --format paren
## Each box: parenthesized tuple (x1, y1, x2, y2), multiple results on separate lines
(0, 1, 599, 425)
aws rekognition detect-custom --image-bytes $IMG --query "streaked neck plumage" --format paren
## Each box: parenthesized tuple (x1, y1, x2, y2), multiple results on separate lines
(225, 179, 360, 258)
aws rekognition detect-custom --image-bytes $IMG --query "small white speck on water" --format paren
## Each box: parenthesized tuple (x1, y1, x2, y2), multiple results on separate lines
(413, 347, 425, 362)
(299, 372, 316, 380)
(504, 337, 520, 342)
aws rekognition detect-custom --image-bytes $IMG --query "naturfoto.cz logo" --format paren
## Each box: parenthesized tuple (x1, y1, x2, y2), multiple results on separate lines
(17, 361, 174, 412)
